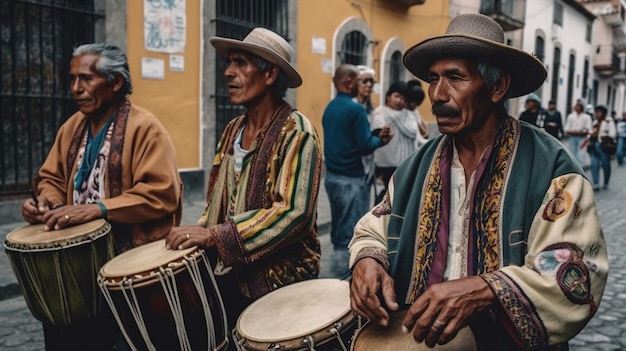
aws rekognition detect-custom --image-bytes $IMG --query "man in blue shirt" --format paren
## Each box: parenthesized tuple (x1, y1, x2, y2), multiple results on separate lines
(322, 64, 393, 249)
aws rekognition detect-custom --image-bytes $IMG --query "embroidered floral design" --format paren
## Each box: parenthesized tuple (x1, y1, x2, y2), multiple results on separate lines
(534, 248, 571, 273)
(532, 242, 596, 307)
(557, 261, 591, 305)
(542, 177, 573, 222)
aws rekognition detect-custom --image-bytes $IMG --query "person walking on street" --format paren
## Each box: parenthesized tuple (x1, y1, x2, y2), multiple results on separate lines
(565, 100, 593, 166)
(323, 64, 393, 249)
(588, 105, 617, 190)
(544, 100, 564, 139)
(349, 13, 607, 350)
(21, 43, 183, 351)
(165, 28, 323, 342)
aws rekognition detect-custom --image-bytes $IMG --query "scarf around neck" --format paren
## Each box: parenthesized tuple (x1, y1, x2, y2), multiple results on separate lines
(407, 116, 518, 302)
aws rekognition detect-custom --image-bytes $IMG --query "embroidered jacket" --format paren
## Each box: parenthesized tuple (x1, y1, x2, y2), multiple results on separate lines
(200, 103, 322, 299)
(349, 116, 608, 350)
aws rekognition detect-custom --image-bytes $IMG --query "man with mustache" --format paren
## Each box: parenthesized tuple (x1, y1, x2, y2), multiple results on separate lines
(349, 14, 607, 350)
(165, 28, 323, 338)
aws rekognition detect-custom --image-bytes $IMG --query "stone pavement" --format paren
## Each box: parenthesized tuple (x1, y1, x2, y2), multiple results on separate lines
(1, 162, 626, 350)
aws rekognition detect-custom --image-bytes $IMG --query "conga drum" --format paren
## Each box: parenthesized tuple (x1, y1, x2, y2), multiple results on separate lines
(4, 219, 113, 326)
(351, 311, 477, 351)
(233, 278, 360, 351)
(98, 239, 228, 351)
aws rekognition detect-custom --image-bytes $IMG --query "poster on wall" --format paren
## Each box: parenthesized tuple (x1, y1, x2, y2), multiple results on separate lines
(144, 0, 186, 53)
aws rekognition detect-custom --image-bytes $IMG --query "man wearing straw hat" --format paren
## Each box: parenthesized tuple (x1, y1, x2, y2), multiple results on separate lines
(349, 13, 607, 350)
(165, 27, 322, 334)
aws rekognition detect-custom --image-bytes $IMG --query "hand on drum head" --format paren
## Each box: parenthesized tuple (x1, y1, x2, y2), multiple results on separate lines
(165, 225, 215, 251)
(41, 204, 103, 231)
(350, 257, 399, 327)
(402, 276, 497, 348)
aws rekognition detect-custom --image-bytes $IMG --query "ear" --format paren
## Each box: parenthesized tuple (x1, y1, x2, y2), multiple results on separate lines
(265, 66, 280, 86)
(112, 74, 125, 93)
(491, 72, 511, 104)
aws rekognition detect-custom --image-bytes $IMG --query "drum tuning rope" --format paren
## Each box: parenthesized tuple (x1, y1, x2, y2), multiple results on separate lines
(329, 321, 348, 351)
(120, 279, 157, 351)
(302, 335, 316, 351)
(99, 279, 143, 351)
(158, 265, 193, 351)
(200, 249, 229, 349)
(182, 252, 216, 350)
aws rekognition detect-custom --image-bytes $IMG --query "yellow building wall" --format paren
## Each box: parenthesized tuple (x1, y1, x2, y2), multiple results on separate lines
(297, 0, 450, 141)
(125, 1, 201, 170)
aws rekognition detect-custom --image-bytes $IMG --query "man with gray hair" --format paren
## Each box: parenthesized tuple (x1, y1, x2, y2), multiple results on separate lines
(21, 43, 183, 350)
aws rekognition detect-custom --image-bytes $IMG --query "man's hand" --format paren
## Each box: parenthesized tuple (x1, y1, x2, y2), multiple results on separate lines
(379, 125, 394, 146)
(350, 257, 398, 326)
(165, 225, 216, 250)
(41, 204, 102, 231)
(21, 195, 49, 224)
(402, 276, 497, 348)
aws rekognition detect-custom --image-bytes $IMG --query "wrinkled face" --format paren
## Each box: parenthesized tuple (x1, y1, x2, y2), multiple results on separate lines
(357, 72, 374, 99)
(69, 54, 121, 120)
(386, 92, 406, 110)
(224, 50, 272, 106)
(427, 57, 495, 135)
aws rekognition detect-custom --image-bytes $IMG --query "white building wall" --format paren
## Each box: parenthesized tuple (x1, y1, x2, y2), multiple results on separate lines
(523, 0, 595, 116)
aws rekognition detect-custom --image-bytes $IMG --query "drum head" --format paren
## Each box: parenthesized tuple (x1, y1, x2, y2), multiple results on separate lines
(352, 311, 477, 351)
(99, 239, 197, 279)
(237, 278, 351, 343)
(5, 219, 109, 248)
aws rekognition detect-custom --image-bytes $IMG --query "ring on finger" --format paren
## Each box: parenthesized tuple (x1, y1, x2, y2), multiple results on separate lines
(185, 233, 190, 240)
(432, 318, 446, 329)
(64, 214, 70, 221)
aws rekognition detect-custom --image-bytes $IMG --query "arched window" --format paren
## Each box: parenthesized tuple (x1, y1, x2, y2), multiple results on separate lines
(389, 51, 403, 84)
(379, 38, 406, 106)
(339, 30, 368, 65)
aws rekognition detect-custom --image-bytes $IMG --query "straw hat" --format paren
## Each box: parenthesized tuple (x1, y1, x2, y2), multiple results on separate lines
(210, 27, 302, 88)
(403, 13, 547, 98)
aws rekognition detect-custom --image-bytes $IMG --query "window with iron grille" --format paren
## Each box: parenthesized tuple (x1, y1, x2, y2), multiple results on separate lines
(339, 30, 368, 65)
(214, 0, 290, 143)
(0, 0, 103, 196)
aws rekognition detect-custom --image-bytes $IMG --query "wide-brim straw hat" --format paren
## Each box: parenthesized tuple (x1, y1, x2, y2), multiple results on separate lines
(403, 13, 547, 98)
(210, 27, 302, 88)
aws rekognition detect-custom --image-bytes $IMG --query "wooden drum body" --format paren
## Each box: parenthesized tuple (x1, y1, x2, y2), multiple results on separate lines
(4, 219, 113, 326)
(98, 239, 228, 351)
(234, 278, 360, 351)
(351, 311, 477, 351)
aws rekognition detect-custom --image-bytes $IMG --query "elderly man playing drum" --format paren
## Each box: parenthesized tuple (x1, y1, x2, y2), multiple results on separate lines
(20, 43, 182, 351)
(349, 13, 608, 350)
(165, 27, 322, 342)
